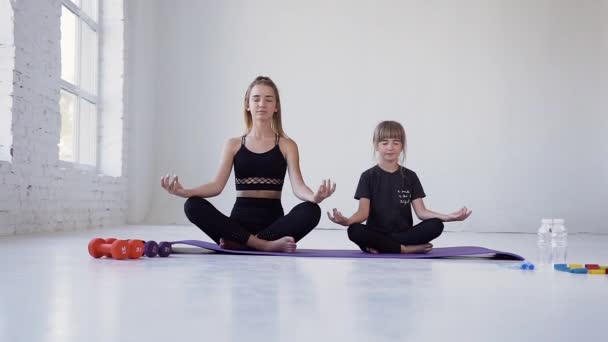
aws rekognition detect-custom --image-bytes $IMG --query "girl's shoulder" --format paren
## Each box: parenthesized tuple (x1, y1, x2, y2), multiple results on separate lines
(400, 166, 421, 180)
(400, 165, 417, 175)
(361, 165, 379, 176)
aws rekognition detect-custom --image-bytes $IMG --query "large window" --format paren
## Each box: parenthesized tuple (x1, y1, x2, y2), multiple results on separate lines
(60, 0, 99, 166)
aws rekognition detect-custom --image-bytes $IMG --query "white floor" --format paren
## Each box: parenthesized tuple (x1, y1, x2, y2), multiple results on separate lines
(1, 226, 607, 342)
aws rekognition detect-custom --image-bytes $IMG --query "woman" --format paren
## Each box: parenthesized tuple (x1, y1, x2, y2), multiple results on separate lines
(161, 76, 335, 252)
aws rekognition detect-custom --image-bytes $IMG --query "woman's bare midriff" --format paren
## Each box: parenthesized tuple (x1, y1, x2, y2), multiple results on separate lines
(236, 190, 282, 199)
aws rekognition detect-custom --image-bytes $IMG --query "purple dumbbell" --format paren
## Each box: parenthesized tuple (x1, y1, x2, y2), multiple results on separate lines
(143, 240, 159, 257)
(157, 241, 172, 257)
(126, 240, 159, 257)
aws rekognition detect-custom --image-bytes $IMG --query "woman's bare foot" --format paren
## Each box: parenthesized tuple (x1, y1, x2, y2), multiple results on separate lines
(400, 243, 433, 254)
(219, 238, 249, 251)
(262, 236, 297, 253)
(366, 247, 379, 254)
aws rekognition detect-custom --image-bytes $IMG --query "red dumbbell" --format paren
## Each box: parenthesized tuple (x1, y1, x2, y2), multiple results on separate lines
(103, 238, 118, 257)
(101, 238, 167, 258)
(88, 238, 129, 260)
(105, 238, 145, 259)
(126, 240, 145, 259)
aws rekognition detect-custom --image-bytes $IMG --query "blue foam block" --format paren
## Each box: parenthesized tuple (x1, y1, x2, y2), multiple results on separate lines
(569, 268, 588, 274)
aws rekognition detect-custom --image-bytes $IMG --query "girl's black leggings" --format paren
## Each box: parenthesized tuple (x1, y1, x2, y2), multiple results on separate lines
(347, 218, 444, 253)
(184, 196, 321, 245)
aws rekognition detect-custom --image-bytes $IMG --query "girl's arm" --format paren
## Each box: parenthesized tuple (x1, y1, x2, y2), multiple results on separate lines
(328, 198, 370, 226)
(411, 198, 472, 222)
(282, 138, 335, 203)
(161, 138, 240, 198)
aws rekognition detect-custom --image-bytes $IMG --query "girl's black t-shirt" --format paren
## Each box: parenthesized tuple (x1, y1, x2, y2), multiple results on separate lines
(355, 165, 425, 232)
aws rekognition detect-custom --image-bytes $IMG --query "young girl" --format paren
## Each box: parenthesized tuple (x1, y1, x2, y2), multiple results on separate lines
(327, 121, 471, 254)
(161, 76, 336, 253)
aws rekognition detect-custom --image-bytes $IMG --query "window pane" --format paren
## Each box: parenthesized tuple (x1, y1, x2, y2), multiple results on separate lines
(59, 90, 76, 162)
(81, 22, 98, 95)
(60, 6, 77, 84)
(81, 0, 98, 22)
(78, 98, 97, 166)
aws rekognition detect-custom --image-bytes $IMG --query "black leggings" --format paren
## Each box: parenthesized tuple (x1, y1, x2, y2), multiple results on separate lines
(347, 218, 444, 253)
(184, 196, 321, 245)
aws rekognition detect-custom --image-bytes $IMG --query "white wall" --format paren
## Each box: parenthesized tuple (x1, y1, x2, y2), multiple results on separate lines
(0, 0, 127, 236)
(125, 0, 158, 223)
(129, 0, 608, 233)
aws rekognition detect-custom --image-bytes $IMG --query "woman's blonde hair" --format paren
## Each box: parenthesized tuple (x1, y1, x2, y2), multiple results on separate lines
(243, 76, 287, 137)
(373, 120, 407, 163)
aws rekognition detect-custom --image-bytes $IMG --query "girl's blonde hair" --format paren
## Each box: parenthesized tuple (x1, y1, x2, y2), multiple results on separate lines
(243, 76, 287, 137)
(373, 120, 407, 163)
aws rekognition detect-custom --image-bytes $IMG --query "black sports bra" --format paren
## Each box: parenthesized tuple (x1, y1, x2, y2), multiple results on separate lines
(233, 135, 287, 191)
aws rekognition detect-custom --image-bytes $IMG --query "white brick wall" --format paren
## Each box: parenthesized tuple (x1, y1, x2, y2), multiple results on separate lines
(0, 0, 127, 236)
(0, 0, 15, 161)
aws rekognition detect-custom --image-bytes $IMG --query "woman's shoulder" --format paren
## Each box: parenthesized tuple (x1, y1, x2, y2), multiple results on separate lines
(278, 136, 297, 150)
(225, 136, 243, 153)
(227, 136, 243, 145)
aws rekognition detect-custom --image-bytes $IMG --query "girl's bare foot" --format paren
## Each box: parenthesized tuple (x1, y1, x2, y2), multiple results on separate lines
(400, 243, 433, 254)
(366, 247, 379, 254)
(262, 236, 297, 253)
(219, 238, 249, 251)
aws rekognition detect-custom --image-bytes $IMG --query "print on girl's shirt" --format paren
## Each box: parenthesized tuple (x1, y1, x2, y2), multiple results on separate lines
(398, 189, 411, 206)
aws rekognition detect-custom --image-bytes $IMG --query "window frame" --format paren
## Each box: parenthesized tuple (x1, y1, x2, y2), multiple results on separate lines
(60, 0, 100, 169)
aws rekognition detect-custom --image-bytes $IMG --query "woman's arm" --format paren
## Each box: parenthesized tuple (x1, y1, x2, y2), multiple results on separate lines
(282, 138, 335, 203)
(327, 198, 371, 226)
(411, 198, 472, 222)
(161, 138, 240, 198)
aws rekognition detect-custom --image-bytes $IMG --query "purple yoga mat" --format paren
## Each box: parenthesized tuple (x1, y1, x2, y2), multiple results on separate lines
(170, 240, 524, 260)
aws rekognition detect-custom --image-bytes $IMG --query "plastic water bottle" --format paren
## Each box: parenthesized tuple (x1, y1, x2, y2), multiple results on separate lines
(537, 219, 553, 265)
(551, 219, 568, 264)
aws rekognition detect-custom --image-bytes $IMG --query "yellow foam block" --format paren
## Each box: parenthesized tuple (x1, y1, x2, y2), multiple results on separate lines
(568, 264, 584, 269)
(588, 270, 606, 275)
(599, 266, 608, 270)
